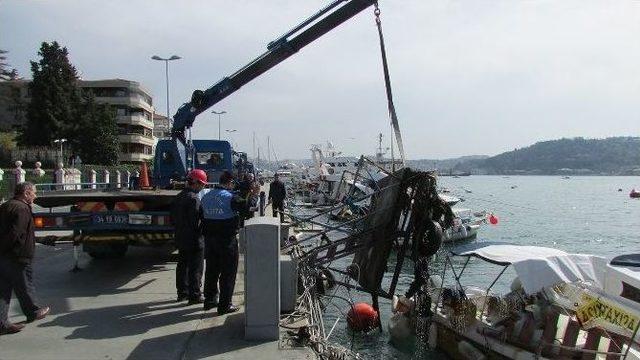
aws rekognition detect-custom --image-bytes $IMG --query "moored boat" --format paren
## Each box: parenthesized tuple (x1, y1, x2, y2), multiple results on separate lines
(389, 242, 640, 359)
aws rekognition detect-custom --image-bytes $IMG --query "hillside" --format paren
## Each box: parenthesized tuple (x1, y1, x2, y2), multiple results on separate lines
(454, 137, 640, 175)
(407, 155, 489, 173)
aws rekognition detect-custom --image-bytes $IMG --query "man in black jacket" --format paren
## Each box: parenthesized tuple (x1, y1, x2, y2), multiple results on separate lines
(200, 171, 258, 315)
(171, 169, 207, 304)
(267, 173, 286, 222)
(0, 182, 50, 335)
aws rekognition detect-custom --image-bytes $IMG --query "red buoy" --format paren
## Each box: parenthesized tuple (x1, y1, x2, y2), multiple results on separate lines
(347, 302, 378, 332)
(488, 214, 499, 225)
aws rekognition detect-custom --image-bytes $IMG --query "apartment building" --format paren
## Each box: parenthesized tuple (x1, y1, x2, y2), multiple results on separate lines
(153, 113, 171, 139)
(0, 78, 156, 164)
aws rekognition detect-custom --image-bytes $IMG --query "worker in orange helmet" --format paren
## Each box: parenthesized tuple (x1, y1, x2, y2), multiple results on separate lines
(171, 169, 207, 304)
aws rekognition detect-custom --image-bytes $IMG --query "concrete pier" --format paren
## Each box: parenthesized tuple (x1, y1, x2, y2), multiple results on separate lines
(0, 242, 312, 360)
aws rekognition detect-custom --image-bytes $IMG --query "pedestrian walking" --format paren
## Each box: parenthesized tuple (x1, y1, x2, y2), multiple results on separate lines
(171, 169, 207, 304)
(267, 173, 287, 222)
(0, 182, 50, 335)
(200, 171, 258, 315)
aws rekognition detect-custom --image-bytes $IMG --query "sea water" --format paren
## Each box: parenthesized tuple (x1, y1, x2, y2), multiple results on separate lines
(321, 175, 640, 359)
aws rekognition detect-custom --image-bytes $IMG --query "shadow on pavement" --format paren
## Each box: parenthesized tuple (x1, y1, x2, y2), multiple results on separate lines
(38, 299, 203, 340)
(127, 313, 269, 360)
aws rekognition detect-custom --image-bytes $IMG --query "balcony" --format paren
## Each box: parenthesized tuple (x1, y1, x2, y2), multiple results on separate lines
(116, 114, 154, 128)
(119, 152, 153, 163)
(118, 134, 155, 146)
(95, 96, 153, 112)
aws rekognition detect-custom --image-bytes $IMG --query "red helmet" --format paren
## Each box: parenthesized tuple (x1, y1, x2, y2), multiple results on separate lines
(187, 169, 208, 184)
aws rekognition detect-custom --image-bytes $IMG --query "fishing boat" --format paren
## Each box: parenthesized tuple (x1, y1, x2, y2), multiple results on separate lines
(630, 189, 640, 198)
(389, 242, 640, 359)
(443, 208, 483, 243)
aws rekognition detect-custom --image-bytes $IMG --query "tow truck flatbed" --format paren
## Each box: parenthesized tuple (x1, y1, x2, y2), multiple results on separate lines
(34, 189, 180, 208)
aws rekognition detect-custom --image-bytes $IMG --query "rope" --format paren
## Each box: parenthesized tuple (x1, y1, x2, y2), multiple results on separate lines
(373, 2, 405, 167)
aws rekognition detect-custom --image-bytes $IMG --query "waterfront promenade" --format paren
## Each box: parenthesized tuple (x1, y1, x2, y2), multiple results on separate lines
(0, 241, 312, 360)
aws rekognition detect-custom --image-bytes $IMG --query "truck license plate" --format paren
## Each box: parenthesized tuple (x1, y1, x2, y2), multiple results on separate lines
(92, 214, 128, 225)
(128, 214, 152, 225)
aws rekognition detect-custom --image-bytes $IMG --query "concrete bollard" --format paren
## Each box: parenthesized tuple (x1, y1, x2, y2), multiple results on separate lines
(243, 217, 280, 341)
(14, 160, 26, 183)
(102, 170, 110, 190)
(32, 161, 45, 177)
(73, 168, 82, 190)
(54, 162, 65, 191)
(89, 169, 97, 190)
(7, 161, 26, 195)
(114, 170, 121, 189)
(123, 170, 131, 189)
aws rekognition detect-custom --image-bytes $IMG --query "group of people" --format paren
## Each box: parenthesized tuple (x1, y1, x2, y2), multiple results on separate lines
(171, 170, 287, 315)
(0, 170, 288, 335)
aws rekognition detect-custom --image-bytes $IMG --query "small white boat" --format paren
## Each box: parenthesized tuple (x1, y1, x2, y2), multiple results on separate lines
(443, 208, 482, 243)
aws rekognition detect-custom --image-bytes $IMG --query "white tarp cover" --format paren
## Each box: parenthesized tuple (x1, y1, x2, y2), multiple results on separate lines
(451, 242, 605, 294)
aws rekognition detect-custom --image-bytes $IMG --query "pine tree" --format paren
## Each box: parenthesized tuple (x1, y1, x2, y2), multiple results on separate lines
(0, 49, 19, 81)
(20, 41, 82, 145)
(73, 92, 119, 165)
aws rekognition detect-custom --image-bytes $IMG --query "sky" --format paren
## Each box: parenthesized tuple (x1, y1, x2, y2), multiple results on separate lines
(1, 0, 639, 160)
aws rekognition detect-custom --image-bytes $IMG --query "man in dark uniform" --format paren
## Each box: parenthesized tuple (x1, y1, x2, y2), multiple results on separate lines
(267, 173, 286, 222)
(171, 169, 206, 304)
(200, 171, 257, 315)
(0, 182, 50, 335)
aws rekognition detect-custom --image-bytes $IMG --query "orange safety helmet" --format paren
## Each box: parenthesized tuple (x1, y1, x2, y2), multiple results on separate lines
(187, 169, 208, 184)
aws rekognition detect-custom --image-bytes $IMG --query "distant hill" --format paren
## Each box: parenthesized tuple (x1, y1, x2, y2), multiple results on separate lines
(407, 155, 489, 173)
(453, 137, 640, 175)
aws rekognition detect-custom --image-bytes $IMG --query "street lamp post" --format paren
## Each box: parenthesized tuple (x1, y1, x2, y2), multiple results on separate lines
(53, 138, 67, 164)
(225, 129, 237, 147)
(212, 110, 227, 140)
(151, 55, 181, 126)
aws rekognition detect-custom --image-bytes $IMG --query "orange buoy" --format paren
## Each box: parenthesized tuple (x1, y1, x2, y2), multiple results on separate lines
(488, 214, 499, 225)
(347, 302, 378, 332)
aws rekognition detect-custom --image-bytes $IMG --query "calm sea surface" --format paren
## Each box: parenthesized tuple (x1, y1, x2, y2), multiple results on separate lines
(320, 175, 640, 359)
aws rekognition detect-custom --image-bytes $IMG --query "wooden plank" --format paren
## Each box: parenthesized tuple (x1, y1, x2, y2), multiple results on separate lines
(561, 319, 582, 358)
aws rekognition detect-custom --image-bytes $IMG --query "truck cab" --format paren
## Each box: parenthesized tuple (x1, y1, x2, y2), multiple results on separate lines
(153, 139, 233, 187)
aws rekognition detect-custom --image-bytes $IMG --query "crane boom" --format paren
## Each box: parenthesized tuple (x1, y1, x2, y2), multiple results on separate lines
(171, 0, 376, 143)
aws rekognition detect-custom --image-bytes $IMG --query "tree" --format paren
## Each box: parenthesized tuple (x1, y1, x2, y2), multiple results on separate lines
(72, 92, 119, 165)
(20, 41, 81, 146)
(0, 49, 19, 81)
(0, 50, 24, 132)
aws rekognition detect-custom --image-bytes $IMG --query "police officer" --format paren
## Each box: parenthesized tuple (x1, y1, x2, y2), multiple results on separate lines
(200, 171, 257, 315)
(171, 169, 206, 304)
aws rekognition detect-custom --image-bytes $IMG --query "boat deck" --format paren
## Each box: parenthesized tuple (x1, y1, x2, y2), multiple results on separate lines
(0, 242, 313, 360)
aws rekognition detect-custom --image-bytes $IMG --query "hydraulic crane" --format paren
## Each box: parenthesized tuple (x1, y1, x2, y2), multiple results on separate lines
(153, 0, 378, 187)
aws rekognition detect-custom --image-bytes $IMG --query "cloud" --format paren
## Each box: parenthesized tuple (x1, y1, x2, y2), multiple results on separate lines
(2, 0, 639, 159)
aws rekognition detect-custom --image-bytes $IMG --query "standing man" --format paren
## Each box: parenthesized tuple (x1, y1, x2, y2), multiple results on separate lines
(0, 182, 50, 335)
(200, 171, 257, 315)
(171, 169, 206, 304)
(267, 173, 287, 222)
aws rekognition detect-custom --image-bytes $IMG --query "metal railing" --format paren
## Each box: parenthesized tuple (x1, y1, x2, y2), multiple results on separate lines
(35, 182, 131, 193)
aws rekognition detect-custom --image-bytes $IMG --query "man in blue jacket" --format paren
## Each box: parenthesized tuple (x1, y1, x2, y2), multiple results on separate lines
(200, 171, 257, 315)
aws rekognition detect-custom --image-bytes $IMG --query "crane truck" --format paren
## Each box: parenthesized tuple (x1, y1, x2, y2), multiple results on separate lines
(32, 0, 379, 259)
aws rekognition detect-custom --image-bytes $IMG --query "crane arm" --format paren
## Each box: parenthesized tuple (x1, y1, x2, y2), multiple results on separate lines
(171, 0, 376, 143)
